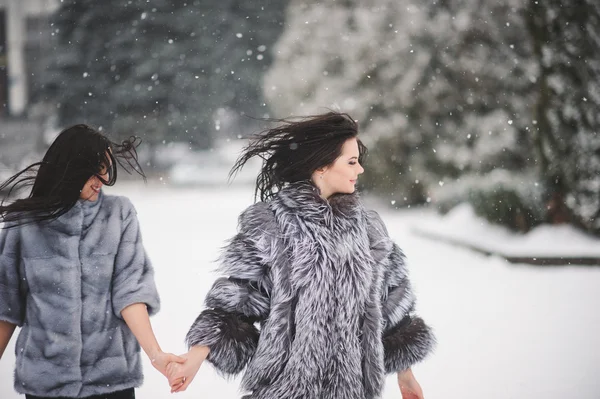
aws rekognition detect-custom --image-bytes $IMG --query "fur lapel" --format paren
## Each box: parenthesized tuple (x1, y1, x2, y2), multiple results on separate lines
(274, 181, 363, 228)
(271, 181, 372, 301)
(242, 182, 380, 398)
(189, 182, 435, 399)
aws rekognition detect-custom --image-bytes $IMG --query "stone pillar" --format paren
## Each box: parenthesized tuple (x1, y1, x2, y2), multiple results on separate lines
(7, 0, 26, 116)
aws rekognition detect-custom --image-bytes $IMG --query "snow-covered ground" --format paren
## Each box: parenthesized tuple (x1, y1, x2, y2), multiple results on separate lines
(2, 182, 600, 399)
(413, 203, 600, 259)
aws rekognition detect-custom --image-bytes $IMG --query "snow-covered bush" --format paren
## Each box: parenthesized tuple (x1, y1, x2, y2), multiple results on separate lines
(266, 0, 600, 236)
(431, 170, 545, 233)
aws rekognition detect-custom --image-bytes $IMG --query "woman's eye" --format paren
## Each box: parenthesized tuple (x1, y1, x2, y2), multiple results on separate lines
(349, 161, 357, 165)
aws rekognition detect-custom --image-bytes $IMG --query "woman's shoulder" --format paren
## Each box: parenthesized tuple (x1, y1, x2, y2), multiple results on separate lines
(364, 208, 390, 239)
(239, 201, 274, 224)
(101, 193, 137, 219)
(237, 201, 278, 236)
(0, 222, 21, 250)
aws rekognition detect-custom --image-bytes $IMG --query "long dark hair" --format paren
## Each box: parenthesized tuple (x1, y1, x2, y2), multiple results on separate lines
(0, 124, 145, 226)
(230, 111, 367, 201)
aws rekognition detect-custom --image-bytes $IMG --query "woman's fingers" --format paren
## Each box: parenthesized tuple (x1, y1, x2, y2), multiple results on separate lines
(170, 377, 184, 387)
(171, 383, 184, 393)
(167, 353, 187, 364)
(173, 376, 194, 393)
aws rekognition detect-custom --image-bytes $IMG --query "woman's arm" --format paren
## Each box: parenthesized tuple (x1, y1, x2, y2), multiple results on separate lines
(398, 368, 425, 399)
(0, 228, 25, 360)
(380, 242, 435, 373)
(121, 303, 185, 376)
(367, 211, 435, 372)
(111, 199, 160, 318)
(113, 200, 183, 376)
(0, 320, 16, 359)
(168, 203, 276, 392)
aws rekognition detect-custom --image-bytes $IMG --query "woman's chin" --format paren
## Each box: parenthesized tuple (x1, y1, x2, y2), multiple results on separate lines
(338, 186, 356, 195)
(80, 192, 100, 202)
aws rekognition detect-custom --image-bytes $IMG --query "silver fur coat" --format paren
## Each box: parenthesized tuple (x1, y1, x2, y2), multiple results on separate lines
(0, 192, 160, 397)
(186, 181, 435, 399)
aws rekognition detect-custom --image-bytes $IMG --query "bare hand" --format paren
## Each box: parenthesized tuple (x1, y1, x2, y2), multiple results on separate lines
(150, 351, 186, 378)
(167, 346, 209, 393)
(398, 368, 424, 399)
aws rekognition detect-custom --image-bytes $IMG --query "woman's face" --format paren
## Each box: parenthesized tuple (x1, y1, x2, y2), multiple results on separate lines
(312, 137, 365, 199)
(79, 159, 110, 202)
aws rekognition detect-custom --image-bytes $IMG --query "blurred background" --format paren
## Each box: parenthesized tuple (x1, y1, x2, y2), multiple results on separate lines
(1, 0, 599, 398)
(1, 0, 599, 237)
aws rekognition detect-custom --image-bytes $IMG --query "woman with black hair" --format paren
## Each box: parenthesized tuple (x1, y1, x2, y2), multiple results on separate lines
(167, 112, 435, 399)
(0, 124, 184, 399)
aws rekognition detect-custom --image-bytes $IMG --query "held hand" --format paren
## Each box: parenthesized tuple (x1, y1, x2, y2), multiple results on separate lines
(398, 368, 424, 399)
(150, 351, 186, 378)
(167, 361, 185, 393)
(167, 346, 210, 393)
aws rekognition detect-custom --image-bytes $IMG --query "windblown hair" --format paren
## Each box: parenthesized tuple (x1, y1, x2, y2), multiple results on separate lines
(0, 124, 145, 226)
(230, 111, 367, 201)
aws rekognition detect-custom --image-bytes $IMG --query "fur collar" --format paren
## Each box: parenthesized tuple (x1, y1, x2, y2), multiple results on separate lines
(43, 190, 105, 234)
(274, 181, 363, 226)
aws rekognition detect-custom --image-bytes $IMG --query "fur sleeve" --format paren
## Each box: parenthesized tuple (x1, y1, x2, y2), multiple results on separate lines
(111, 198, 160, 318)
(186, 202, 275, 376)
(367, 210, 436, 373)
(0, 227, 25, 326)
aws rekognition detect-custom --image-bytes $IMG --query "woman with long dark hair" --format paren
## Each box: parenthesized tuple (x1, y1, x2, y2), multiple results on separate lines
(167, 112, 435, 399)
(0, 124, 183, 399)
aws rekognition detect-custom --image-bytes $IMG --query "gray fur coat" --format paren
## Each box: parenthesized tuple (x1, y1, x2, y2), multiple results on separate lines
(0, 192, 160, 397)
(186, 182, 435, 399)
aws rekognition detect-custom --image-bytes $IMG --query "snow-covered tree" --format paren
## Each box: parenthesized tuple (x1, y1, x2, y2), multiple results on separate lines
(266, 0, 535, 204)
(265, 0, 432, 202)
(395, 0, 542, 230)
(266, 0, 600, 235)
(40, 0, 287, 149)
(526, 0, 600, 233)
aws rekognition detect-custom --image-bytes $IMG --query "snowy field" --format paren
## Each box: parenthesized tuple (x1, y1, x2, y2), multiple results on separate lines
(2, 182, 600, 399)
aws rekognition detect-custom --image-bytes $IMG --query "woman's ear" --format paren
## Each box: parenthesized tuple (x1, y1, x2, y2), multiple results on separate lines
(311, 167, 326, 182)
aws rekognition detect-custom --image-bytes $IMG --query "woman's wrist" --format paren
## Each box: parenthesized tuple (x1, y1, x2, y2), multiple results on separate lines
(398, 368, 413, 380)
(146, 345, 163, 361)
(189, 345, 210, 360)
